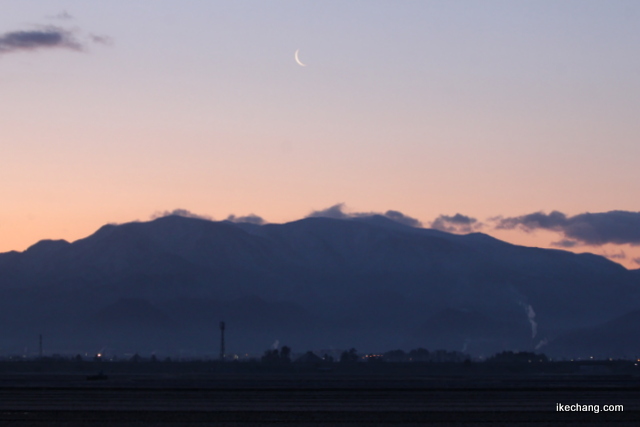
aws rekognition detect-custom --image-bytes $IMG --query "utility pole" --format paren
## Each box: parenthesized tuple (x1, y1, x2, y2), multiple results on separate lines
(39, 334, 43, 359)
(219, 321, 225, 361)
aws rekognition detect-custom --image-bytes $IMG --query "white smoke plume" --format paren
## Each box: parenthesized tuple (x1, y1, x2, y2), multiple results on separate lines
(272, 339, 280, 350)
(525, 305, 537, 339)
(535, 338, 548, 350)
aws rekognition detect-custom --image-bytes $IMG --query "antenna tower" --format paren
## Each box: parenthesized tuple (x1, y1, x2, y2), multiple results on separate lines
(219, 321, 225, 361)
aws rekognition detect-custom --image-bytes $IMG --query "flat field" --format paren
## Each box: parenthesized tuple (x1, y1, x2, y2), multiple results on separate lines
(0, 372, 638, 426)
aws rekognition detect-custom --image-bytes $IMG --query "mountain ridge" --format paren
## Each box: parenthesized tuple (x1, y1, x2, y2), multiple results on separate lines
(0, 215, 637, 357)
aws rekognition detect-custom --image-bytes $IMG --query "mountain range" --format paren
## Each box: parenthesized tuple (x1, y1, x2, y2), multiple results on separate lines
(0, 214, 638, 358)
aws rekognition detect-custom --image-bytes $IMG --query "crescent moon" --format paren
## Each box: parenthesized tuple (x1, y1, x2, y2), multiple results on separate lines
(294, 49, 306, 67)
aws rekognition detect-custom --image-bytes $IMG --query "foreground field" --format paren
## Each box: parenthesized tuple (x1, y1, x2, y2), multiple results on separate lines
(0, 372, 639, 425)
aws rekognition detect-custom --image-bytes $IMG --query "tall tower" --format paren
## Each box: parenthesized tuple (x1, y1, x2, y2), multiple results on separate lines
(219, 321, 225, 361)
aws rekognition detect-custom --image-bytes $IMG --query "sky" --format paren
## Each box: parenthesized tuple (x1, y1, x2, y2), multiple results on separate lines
(1, 0, 639, 268)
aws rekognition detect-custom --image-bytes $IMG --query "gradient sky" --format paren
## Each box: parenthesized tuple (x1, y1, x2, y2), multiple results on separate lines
(2, 1, 639, 267)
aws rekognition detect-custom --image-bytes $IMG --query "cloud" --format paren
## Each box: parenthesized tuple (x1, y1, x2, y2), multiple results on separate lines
(382, 210, 422, 227)
(307, 203, 349, 220)
(605, 250, 627, 260)
(551, 239, 580, 248)
(151, 209, 212, 221)
(306, 203, 422, 227)
(89, 34, 113, 45)
(495, 210, 568, 231)
(633, 258, 640, 266)
(430, 213, 483, 234)
(226, 214, 266, 225)
(0, 27, 83, 54)
(48, 11, 73, 20)
(495, 210, 640, 246)
(0, 25, 111, 55)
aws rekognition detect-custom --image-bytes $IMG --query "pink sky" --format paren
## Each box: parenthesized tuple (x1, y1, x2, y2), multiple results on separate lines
(1, 1, 639, 268)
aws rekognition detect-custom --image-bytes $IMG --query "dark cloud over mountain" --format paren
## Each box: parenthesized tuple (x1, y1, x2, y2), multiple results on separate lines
(151, 209, 212, 221)
(306, 203, 422, 227)
(552, 239, 580, 248)
(383, 210, 422, 227)
(431, 214, 482, 234)
(606, 251, 627, 260)
(150, 210, 266, 225)
(307, 204, 348, 220)
(226, 214, 265, 225)
(496, 210, 640, 246)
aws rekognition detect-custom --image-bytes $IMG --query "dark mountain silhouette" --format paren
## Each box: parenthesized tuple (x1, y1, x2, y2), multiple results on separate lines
(0, 214, 638, 357)
(545, 309, 640, 359)
(410, 308, 532, 356)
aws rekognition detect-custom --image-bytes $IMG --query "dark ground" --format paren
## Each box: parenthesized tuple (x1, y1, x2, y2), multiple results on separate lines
(1, 370, 639, 426)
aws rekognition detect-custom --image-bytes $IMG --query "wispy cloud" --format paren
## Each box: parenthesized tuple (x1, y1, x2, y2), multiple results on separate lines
(47, 11, 74, 21)
(226, 214, 266, 225)
(0, 23, 111, 55)
(430, 213, 483, 234)
(551, 239, 580, 248)
(151, 209, 212, 221)
(306, 203, 422, 227)
(0, 27, 83, 54)
(604, 250, 627, 260)
(383, 210, 422, 227)
(495, 210, 640, 246)
(308, 204, 349, 220)
(89, 34, 112, 45)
